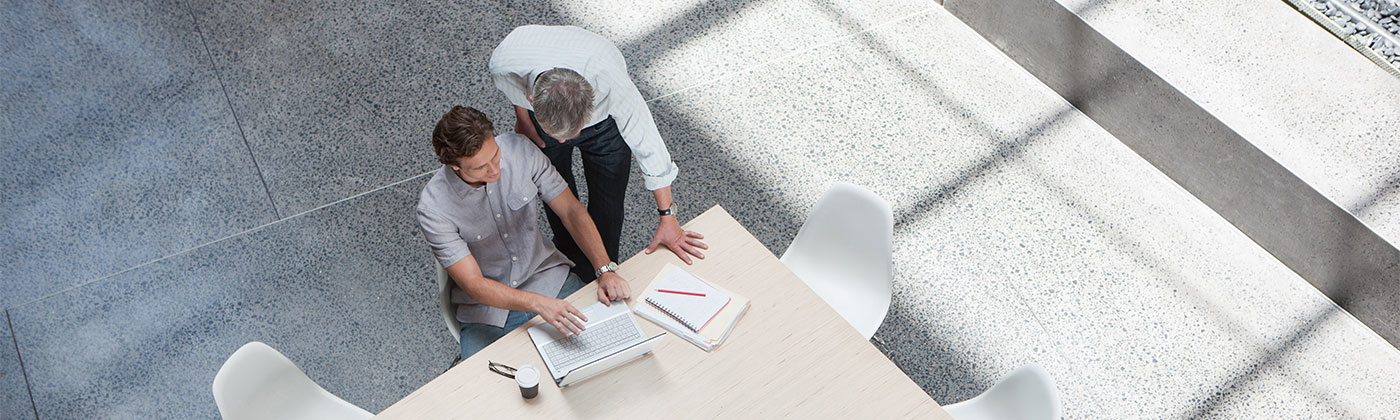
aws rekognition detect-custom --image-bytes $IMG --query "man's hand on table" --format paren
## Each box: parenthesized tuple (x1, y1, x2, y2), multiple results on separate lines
(596, 272, 631, 305)
(645, 216, 707, 264)
(532, 296, 588, 336)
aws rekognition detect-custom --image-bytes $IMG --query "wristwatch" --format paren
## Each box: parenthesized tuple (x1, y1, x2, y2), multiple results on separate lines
(595, 261, 620, 277)
(657, 206, 674, 216)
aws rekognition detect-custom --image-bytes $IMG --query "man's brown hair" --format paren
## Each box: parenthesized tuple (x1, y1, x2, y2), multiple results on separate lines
(432, 106, 495, 165)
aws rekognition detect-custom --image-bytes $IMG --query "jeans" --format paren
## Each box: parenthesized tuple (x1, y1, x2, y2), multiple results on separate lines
(459, 272, 586, 360)
(530, 111, 631, 281)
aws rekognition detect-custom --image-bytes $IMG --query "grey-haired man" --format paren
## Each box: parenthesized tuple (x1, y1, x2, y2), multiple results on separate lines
(488, 25, 707, 283)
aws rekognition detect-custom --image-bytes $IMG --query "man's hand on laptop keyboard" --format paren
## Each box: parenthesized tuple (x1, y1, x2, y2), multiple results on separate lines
(532, 297, 588, 336)
(596, 272, 631, 306)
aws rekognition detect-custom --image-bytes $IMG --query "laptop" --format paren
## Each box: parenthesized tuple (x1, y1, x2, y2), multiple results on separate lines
(527, 301, 666, 387)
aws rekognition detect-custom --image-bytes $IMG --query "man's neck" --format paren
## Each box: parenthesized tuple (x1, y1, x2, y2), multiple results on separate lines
(453, 168, 486, 189)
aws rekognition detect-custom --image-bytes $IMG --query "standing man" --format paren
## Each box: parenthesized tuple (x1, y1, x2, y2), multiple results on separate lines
(417, 106, 631, 359)
(489, 25, 707, 282)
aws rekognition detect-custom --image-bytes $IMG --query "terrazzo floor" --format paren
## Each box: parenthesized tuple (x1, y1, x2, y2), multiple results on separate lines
(3, 0, 1399, 419)
(1056, 0, 1400, 246)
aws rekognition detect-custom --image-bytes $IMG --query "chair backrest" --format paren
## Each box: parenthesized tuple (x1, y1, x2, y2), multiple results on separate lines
(780, 183, 894, 339)
(212, 341, 374, 420)
(942, 363, 1062, 420)
(437, 263, 462, 343)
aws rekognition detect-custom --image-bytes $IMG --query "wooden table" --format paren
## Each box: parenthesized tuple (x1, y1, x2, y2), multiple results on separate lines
(376, 206, 951, 419)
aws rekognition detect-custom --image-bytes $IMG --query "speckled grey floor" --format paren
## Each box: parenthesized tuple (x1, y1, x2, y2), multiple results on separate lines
(0, 0, 277, 310)
(10, 182, 446, 419)
(3, 1, 1399, 419)
(1, 312, 34, 420)
(1055, 0, 1400, 248)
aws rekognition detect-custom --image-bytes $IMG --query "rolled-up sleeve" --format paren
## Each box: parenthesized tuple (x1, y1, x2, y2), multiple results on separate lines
(417, 206, 471, 269)
(607, 75, 678, 190)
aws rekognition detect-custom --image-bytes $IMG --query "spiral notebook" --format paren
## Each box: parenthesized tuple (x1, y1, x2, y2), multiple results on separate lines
(644, 267, 730, 332)
(636, 264, 750, 351)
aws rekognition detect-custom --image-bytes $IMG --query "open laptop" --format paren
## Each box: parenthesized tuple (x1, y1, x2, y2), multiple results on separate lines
(527, 301, 665, 387)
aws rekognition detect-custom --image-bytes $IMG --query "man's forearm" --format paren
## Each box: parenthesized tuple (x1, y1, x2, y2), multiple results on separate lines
(456, 274, 542, 313)
(559, 203, 612, 271)
(651, 186, 674, 212)
(513, 105, 544, 146)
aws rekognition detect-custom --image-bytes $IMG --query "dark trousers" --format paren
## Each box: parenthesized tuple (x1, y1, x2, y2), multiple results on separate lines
(530, 111, 631, 281)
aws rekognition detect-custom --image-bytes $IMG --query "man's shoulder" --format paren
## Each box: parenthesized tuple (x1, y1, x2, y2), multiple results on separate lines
(496, 132, 535, 154)
(502, 25, 602, 44)
(416, 166, 452, 212)
(494, 25, 613, 61)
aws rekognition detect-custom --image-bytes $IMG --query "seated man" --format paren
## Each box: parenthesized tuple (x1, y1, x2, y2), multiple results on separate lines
(417, 106, 632, 360)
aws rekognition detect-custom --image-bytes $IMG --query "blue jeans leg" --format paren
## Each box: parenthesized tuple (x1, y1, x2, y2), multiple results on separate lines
(459, 273, 586, 360)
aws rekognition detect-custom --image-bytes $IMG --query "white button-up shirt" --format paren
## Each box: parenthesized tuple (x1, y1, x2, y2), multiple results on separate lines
(489, 25, 679, 191)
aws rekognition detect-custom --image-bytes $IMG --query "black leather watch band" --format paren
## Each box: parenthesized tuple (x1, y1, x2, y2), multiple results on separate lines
(657, 207, 674, 216)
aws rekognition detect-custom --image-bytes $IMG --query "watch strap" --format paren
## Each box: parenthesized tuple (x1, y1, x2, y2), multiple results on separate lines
(595, 261, 619, 277)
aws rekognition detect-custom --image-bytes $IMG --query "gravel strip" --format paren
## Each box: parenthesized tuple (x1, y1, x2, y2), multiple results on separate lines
(1307, 0, 1400, 65)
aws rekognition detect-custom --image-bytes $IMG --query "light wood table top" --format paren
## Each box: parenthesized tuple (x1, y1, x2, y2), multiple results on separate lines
(375, 206, 950, 419)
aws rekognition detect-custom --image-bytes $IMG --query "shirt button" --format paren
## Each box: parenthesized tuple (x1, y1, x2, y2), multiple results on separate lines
(502, 233, 509, 238)
(511, 256, 518, 262)
(475, 235, 481, 240)
(496, 214, 501, 218)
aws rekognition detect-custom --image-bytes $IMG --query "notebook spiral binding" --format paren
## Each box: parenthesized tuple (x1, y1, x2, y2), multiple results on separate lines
(646, 296, 701, 332)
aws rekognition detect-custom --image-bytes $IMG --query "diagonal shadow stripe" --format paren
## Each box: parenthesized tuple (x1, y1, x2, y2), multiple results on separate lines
(945, 0, 1400, 348)
(1350, 169, 1400, 217)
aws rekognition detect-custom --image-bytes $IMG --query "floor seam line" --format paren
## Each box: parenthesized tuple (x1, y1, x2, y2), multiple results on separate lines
(3, 170, 436, 312)
(1, 7, 934, 312)
(643, 7, 936, 105)
(6, 310, 40, 420)
(189, 7, 283, 220)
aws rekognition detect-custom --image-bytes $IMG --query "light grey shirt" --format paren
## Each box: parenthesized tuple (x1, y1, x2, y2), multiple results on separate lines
(488, 25, 679, 191)
(416, 133, 573, 327)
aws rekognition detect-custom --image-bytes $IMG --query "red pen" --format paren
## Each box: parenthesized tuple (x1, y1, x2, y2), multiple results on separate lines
(657, 289, 706, 297)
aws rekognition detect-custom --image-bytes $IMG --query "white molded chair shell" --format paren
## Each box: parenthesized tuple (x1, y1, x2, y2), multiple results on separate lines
(942, 363, 1062, 420)
(780, 182, 894, 339)
(437, 262, 462, 343)
(212, 341, 374, 420)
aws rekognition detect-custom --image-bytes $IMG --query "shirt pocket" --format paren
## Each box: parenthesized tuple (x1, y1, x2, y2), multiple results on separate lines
(459, 223, 506, 280)
(506, 178, 537, 212)
(459, 223, 496, 245)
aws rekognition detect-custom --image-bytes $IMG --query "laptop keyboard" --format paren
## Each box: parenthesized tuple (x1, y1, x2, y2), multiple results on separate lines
(542, 314, 642, 369)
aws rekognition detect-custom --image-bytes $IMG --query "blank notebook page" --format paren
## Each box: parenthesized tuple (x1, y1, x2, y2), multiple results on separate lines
(645, 267, 731, 332)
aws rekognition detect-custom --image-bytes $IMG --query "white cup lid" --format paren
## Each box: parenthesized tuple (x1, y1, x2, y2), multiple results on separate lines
(515, 365, 540, 387)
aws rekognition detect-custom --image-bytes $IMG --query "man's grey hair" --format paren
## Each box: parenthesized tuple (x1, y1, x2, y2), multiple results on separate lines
(532, 68, 594, 140)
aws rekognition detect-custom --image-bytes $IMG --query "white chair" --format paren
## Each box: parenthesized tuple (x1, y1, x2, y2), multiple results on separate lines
(212, 341, 374, 420)
(942, 364, 1062, 420)
(780, 182, 894, 340)
(436, 262, 462, 343)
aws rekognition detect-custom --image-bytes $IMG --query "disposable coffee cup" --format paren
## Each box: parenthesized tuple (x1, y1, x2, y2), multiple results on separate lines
(515, 364, 540, 399)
